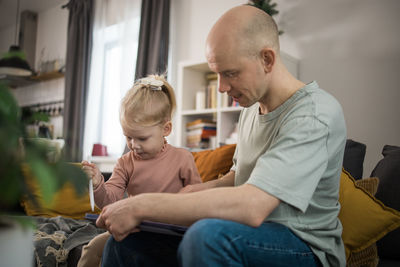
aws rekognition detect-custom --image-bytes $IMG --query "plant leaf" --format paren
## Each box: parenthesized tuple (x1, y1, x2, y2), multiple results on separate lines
(25, 149, 58, 204)
(54, 162, 88, 196)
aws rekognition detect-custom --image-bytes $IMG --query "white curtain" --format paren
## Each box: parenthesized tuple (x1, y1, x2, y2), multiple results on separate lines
(83, 0, 141, 159)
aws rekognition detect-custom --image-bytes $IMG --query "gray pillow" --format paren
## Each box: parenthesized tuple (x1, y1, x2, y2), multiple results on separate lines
(343, 139, 366, 180)
(371, 145, 400, 260)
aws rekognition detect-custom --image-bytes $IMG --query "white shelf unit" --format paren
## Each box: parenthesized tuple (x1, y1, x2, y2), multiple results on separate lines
(176, 61, 239, 148)
(175, 52, 298, 149)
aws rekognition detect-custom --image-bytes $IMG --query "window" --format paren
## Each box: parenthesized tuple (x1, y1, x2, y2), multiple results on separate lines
(83, 0, 141, 159)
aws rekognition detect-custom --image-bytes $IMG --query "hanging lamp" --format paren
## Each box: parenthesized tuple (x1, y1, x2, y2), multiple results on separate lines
(0, 0, 33, 77)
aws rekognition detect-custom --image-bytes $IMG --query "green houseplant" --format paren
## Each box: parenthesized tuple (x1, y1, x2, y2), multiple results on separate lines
(0, 81, 84, 265)
(248, 0, 284, 35)
(0, 81, 87, 220)
(0, 81, 89, 265)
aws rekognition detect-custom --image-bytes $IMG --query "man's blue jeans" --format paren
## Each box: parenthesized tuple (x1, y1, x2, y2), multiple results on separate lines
(101, 219, 320, 267)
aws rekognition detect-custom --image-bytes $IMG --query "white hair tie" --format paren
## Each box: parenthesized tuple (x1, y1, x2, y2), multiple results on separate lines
(140, 77, 163, 90)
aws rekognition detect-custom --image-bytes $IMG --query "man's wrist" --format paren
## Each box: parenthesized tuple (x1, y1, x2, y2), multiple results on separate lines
(130, 194, 147, 221)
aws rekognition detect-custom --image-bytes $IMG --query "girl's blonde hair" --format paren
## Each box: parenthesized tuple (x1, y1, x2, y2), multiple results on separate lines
(120, 75, 176, 129)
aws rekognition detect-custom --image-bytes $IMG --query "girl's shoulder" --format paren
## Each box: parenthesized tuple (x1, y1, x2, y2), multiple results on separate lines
(117, 150, 135, 165)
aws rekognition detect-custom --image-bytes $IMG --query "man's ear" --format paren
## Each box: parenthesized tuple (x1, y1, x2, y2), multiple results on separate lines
(260, 48, 275, 73)
(163, 121, 172, 137)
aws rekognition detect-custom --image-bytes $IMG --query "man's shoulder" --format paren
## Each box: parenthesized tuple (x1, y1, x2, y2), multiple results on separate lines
(302, 82, 342, 112)
(292, 82, 344, 125)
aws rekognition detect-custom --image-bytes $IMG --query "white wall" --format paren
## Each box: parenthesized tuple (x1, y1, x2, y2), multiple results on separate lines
(275, 0, 400, 176)
(3, 4, 68, 106)
(34, 4, 68, 71)
(0, 4, 68, 71)
(1, 4, 68, 139)
(169, 0, 400, 176)
(0, 26, 15, 53)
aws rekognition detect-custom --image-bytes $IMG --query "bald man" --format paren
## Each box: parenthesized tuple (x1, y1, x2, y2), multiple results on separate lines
(99, 5, 346, 267)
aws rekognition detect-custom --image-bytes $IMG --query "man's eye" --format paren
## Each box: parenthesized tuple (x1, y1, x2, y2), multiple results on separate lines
(138, 138, 147, 141)
(225, 72, 237, 78)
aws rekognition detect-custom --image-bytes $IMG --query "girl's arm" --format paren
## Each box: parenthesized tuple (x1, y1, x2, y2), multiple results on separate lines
(92, 157, 131, 208)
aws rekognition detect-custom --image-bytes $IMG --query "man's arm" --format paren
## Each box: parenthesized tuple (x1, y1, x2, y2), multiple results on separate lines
(97, 181, 280, 241)
(179, 170, 235, 193)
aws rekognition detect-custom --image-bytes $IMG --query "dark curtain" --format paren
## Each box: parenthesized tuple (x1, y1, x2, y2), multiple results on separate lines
(134, 0, 170, 79)
(62, 0, 94, 161)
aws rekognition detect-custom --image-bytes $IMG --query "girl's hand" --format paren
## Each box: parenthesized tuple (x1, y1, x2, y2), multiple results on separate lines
(81, 160, 102, 187)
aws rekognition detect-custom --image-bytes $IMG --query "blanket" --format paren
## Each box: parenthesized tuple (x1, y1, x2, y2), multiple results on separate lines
(31, 216, 105, 267)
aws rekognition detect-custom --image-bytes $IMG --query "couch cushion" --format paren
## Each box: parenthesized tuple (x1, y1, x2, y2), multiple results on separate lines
(192, 144, 236, 182)
(343, 139, 366, 180)
(21, 163, 101, 219)
(346, 177, 379, 267)
(371, 145, 400, 260)
(338, 169, 400, 259)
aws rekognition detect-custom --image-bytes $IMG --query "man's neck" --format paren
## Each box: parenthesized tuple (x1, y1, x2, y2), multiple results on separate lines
(259, 68, 305, 115)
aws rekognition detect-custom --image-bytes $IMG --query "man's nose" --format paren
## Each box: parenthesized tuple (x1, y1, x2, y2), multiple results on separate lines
(218, 76, 231, 93)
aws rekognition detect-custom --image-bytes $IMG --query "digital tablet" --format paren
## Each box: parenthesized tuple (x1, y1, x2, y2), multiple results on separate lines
(84, 213, 188, 236)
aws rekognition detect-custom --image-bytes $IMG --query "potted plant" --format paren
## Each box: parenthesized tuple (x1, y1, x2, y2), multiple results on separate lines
(0, 82, 87, 265)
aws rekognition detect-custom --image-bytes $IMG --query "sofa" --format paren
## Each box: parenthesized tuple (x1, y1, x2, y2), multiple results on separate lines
(20, 140, 400, 267)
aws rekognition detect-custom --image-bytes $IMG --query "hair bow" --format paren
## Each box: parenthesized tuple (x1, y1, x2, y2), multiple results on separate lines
(139, 77, 164, 90)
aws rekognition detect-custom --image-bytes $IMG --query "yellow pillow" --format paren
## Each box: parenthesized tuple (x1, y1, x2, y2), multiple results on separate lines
(339, 169, 400, 259)
(21, 163, 101, 219)
(192, 144, 236, 182)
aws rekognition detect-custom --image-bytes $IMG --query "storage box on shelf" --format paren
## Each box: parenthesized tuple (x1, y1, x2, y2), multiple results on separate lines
(176, 52, 298, 149)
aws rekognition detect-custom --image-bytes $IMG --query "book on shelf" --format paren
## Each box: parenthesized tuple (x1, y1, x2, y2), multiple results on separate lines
(186, 128, 217, 138)
(186, 122, 217, 131)
(221, 94, 235, 108)
(232, 99, 240, 107)
(205, 72, 217, 81)
(203, 72, 217, 109)
(186, 119, 216, 128)
(205, 72, 239, 109)
(205, 80, 217, 109)
(186, 119, 216, 149)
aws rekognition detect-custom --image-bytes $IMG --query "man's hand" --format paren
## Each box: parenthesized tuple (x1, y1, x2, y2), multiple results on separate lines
(96, 198, 140, 241)
(81, 160, 102, 187)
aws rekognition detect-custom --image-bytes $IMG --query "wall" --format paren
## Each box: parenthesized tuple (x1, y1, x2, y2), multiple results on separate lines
(1, 4, 68, 139)
(276, 0, 400, 176)
(0, 26, 15, 54)
(34, 4, 68, 71)
(169, 0, 400, 176)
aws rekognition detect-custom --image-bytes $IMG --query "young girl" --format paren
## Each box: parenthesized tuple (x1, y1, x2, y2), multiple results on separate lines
(78, 75, 201, 267)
